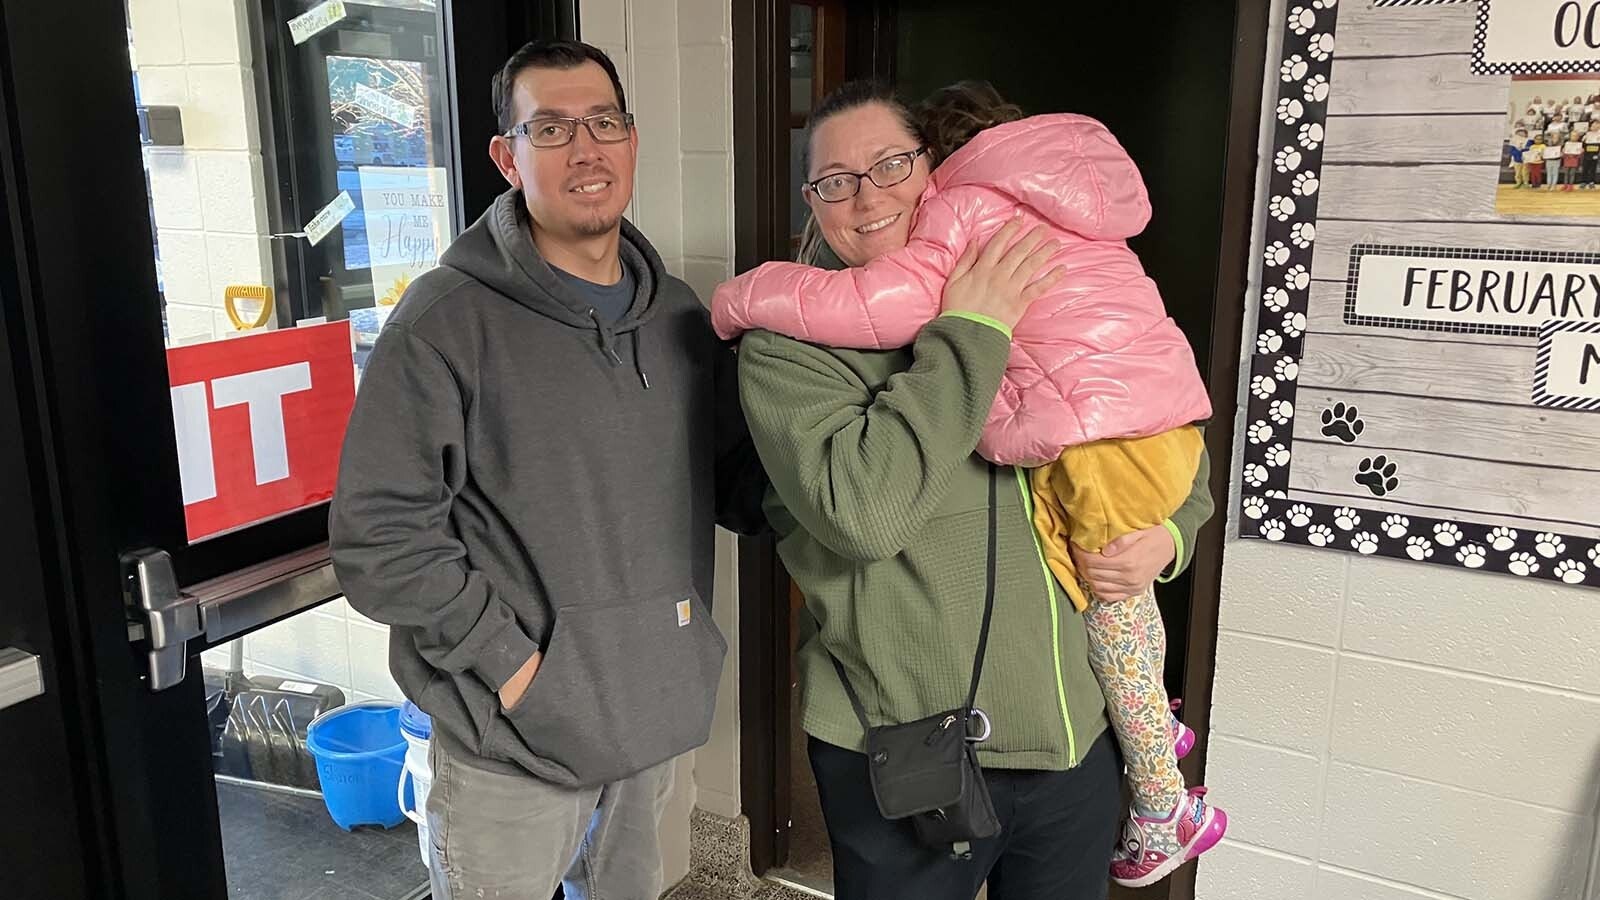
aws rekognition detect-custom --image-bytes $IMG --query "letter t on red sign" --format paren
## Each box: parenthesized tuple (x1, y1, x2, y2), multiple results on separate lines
(165, 322, 356, 542)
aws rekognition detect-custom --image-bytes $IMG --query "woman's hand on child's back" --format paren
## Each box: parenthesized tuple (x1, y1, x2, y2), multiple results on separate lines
(940, 217, 1066, 332)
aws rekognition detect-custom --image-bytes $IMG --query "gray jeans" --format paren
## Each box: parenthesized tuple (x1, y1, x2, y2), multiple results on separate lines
(426, 734, 675, 900)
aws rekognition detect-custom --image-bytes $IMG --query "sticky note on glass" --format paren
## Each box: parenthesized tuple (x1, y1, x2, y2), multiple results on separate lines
(352, 84, 417, 129)
(288, 0, 347, 45)
(304, 191, 355, 246)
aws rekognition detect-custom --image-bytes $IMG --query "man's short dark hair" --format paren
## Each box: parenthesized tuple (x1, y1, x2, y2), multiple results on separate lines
(492, 40, 628, 135)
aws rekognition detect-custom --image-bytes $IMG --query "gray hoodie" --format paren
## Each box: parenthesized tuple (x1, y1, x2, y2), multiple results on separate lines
(330, 189, 762, 787)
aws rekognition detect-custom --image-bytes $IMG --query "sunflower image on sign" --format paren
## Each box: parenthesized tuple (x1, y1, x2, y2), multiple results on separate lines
(378, 273, 412, 306)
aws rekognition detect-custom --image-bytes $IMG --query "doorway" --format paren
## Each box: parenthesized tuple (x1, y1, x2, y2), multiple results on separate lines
(733, 1, 1269, 897)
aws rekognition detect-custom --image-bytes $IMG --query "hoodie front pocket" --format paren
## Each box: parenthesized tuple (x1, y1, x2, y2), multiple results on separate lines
(498, 590, 727, 785)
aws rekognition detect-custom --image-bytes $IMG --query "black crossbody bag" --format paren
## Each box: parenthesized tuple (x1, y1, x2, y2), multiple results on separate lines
(827, 465, 1002, 858)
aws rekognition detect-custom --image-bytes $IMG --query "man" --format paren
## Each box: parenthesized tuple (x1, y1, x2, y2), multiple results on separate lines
(329, 39, 764, 900)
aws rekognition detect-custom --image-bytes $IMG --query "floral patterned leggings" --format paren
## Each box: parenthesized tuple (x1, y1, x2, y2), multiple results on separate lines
(1083, 585, 1184, 814)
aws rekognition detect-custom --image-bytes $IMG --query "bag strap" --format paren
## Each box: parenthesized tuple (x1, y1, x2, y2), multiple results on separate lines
(829, 464, 1000, 731)
(829, 651, 873, 734)
(964, 463, 1000, 718)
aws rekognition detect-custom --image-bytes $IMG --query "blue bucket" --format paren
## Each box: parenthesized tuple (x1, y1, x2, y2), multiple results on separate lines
(306, 701, 407, 831)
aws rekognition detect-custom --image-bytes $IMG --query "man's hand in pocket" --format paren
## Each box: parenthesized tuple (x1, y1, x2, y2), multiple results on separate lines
(498, 650, 543, 709)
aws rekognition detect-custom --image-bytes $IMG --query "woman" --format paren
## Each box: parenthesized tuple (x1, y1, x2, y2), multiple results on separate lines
(736, 81, 1215, 899)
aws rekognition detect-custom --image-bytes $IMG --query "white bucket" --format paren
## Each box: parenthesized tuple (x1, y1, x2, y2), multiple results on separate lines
(397, 723, 433, 868)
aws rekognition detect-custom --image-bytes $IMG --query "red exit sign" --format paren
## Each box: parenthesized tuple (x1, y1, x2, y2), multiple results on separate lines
(165, 322, 356, 542)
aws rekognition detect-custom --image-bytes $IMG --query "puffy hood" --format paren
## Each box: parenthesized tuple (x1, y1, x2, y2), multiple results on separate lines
(930, 113, 1152, 241)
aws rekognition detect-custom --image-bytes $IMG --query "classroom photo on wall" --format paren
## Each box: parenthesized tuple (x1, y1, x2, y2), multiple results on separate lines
(1498, 75, 1600, 215)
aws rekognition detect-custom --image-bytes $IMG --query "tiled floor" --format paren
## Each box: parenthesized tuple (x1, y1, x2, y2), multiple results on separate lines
(215, 779, 430, 900)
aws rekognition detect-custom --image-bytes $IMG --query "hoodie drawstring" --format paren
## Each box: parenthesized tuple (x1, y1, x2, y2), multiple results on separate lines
(590, 308, 651, 389)
(590, 309, 624, 366)
(632, 328, 651, 389)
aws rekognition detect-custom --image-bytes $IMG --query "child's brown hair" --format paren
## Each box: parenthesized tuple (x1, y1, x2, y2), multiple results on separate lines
(915, 80, 1026, 164)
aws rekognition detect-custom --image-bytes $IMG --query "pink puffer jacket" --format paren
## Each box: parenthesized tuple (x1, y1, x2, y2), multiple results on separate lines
(711, 113, 1211, 466)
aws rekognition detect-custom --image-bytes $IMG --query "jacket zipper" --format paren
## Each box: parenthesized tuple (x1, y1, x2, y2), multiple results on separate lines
(1013, 467, 1079, 767)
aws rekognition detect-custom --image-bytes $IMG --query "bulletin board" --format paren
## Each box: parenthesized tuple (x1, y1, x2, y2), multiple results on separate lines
(1238, 0, 1600, 588)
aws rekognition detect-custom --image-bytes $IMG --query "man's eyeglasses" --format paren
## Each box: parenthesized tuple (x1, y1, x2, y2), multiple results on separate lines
(504, 112, 636, 148)
(802, 147, 929, 203)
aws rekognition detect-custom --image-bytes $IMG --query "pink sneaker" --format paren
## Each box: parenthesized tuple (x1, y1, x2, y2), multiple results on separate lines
(1170, 701, 1195, 760)
(1110, 787, 1228, 888)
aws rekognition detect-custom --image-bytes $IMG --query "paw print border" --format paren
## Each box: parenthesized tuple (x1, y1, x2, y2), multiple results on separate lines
(1237, 0, 1596, 590)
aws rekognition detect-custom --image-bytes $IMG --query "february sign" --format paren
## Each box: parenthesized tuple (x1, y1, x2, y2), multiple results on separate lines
(1345, 246, 1600, 337)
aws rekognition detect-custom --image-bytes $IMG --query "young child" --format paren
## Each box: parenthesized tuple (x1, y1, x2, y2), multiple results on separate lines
(1563, 134, 1585, 191)
(1530, 133, 1549, 189)
(1544, 131, 1565, 190)
(712, 82, 1225, 888)
(1584, 127, 1600, 189)
(1509, 129, 1530, 188)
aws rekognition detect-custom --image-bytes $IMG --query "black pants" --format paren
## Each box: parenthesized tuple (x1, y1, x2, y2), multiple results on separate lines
(809, 732, 1122, 900)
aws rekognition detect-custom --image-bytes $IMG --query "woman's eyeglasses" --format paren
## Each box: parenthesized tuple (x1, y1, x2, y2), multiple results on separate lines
(803, 147, 929, 203)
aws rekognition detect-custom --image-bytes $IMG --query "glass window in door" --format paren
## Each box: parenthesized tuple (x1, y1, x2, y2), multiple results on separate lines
(127, 0, 455, 896)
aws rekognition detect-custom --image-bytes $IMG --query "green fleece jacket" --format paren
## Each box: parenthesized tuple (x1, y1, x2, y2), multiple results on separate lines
(738, 313, 1214, 771)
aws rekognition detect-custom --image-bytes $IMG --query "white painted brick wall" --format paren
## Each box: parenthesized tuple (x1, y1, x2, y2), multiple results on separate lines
(1206, 556, 1600, 899)
(145, 150, 205, 231)
(135, 65, 191, 106)
(632, 45, 685, 267)
(1217, 535, 1347, 647)
(245, 608, 352, 689)
(1210, 631, 1337, 755)
(1321, 764, 1590, 900)
(202, 234, 268, 301)
(1200, 1, 1600, 897)
(680, 154, 732, 261)
(195, 152, 267, 234)
(1341, 555, 1600, 693)
(666, 0, 740, 827)
(1331, 658, 1600, 813)
(1316, 868, 1476, 900)
(676, 45, 731, 155)
(131, 0, 271, 347)
(1204, 735, 1323, 859)
(165, 303, 220, 345)
(574, 0, 739, 887)
(1196, 843, 1315, 900)
(128, 0, 185, 67)
(177, 0, 248, 66)
(183, 65, 259, 153)
(200, 599, 404, 706)
(629, 0, 678, 51)
(348, 612, 406, 703)
(155, 230, 213, 308)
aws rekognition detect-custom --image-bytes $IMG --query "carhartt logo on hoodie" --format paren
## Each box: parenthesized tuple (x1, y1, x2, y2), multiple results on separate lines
(677, 599, 693, 627)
